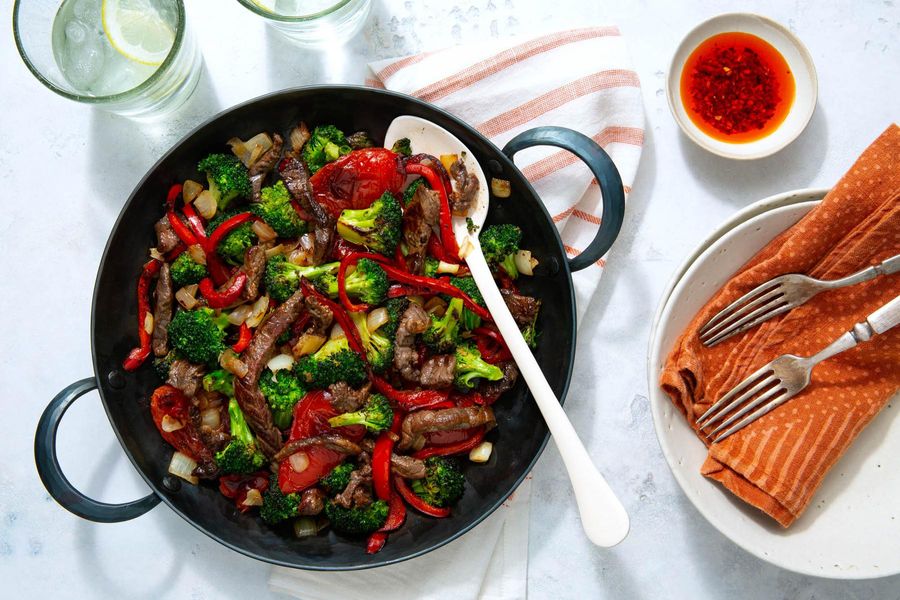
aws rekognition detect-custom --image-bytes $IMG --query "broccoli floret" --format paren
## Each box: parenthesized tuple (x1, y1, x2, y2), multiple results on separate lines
(336, 192, 402, 256)
(410, 457, 465, 508)
(170, 252, 208, 288)
(264, 254, 340, 302)
(346, 131, 375, 150)
(215, 397, 266, 474)
(328, 394, 393, 433)
(168, 307, 231, 366)
(319, 258, 388, 305)
(422, 298, 462, 353)
(479, 224, 522, 279)
(402, 178, 427, 206)
(202, 369, 234, 395)
(259, 369, 305, 429)
(324, 499, 389, 536)
(350, 310, 395, 374)
(448, 276, 484, 330)
(521, 300, 541, 349)
(208, 209, 257, 265)
(197, 153, 251, 210)
(319, 462, 355, 495)
(302, 125, 351, 173)
(423, 257, 439, 278)
(294, 337, 367, 389)
(152, 351, 177, 380)
(391, 137, 412, 156)
(454, 342, 503, 390)
(260, 472, 304, 524)
(251, 181, 308, 239)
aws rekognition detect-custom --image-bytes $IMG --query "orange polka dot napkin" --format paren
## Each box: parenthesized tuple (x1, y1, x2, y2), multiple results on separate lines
(661, 124, 900, 527)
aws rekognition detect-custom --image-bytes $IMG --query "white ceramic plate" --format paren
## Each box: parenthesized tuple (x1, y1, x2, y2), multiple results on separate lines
(667, 13, 818, 159)
(648, 190, 900, 579)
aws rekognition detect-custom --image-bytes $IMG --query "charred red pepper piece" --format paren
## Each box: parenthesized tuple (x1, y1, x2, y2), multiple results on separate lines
(413, 428, 486, 459)
(123, 258, 162, 371)
(394, 475, 451, 518)
(219, 471, 270, 513)
(405, 162, 459, 259)
(198, 273, 247, 309)
(232, 322, 252, 353)
(310, 148, 404, 218)
(150, 385, 212, 462)
(371, 376, 450, 411)
(472, 326, 512, 363)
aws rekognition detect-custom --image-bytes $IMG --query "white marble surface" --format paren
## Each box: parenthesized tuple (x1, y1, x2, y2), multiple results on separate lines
(1, 0, 898, 598)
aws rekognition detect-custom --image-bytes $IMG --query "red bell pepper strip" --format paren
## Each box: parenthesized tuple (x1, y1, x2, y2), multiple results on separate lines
(167, 210, 199, 247)
(413, 428, 486, 459)
(371, 376, 450, 411)
(394, 475, 451, 518)
(365, 491, 408, 554)
(387, 284, 432, 299)
(366, 532, 387, 554)
(181, 202, 207, 241)
(232, 322, 252, 353)
(207, 212, 256, 250)
(405, 162, 459, 259)
(123, 258, 162, 371)
(379, 263, 491, 321)
(338, 253, 371, 313)
(198, 273, 247, 309)
(426, 235, 460, 265)
(301, 281, 367, 357)
(472, 326, 512, 363)
(163, 242, 186, 262)
(165, 183, 182, 208)
(372, 412, 403, 501)
(394, 245, 408, 271)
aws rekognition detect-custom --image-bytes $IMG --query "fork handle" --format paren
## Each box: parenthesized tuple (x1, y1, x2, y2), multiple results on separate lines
(809, 293, 900, 365)
(821, 254, 900, 289)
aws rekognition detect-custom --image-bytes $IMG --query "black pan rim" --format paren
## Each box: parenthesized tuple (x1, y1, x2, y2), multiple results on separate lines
(90, 84, 577, 570)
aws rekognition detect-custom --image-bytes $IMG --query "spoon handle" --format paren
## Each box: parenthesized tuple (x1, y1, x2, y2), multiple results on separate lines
(466, 247, 630, 547)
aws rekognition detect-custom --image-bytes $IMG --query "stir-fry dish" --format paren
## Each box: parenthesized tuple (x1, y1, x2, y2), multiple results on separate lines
(123, 122, 543, 553)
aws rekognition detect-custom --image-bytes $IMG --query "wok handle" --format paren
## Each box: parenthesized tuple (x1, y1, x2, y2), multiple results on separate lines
(502, 126, 625, 272)
(34, 377, 160, 523)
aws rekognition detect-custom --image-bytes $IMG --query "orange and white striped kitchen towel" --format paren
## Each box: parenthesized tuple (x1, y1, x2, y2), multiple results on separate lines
(367, 27, 645, 318)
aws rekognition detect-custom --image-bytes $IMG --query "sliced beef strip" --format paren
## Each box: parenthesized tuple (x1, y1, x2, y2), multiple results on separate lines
(151, 262, 173, 357)
(328, 381, 371, 414)
(334, 464, 373, 509)
(242, 244, 268, 301)
(304, 295, 333, 335)
(500, 289, 541, 327)
(288, 122, 311, 155)
(399, 406, 496, 450)
(480, 361, 519, 399)
(358, 439, 427, 479)
(449, 157, 479, 216)
(394, 303, 429, 383)
(167, 359, 205, 398)
(420, 354, 456, 389)
(297, 488, 326, 516)
(197, 394, 230, 453)
(154, 215, 180, 253)
(234, 288, 307, 457)
(249, 133, 283, 204)
(273, 434, 363, 462)
(402, 185, 442, 274)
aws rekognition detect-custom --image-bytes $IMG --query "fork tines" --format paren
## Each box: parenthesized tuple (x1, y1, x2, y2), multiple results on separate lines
(695, 365, 790, 442)
(699, 277, 793, 347)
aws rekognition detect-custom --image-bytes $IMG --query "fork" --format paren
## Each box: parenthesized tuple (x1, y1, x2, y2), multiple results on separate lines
(696, 293, 900, 443)
(699, 254, 900, 347)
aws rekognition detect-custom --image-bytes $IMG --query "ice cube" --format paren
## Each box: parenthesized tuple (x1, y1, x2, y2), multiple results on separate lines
(62, 19, 105, 91)
(73, 0, 101, 25)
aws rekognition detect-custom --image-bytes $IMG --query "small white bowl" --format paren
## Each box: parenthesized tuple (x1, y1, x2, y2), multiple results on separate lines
(666, 13, 818, 160)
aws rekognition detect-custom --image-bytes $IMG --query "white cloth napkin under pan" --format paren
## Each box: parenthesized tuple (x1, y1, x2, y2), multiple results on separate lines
(270, 27, 644, 599)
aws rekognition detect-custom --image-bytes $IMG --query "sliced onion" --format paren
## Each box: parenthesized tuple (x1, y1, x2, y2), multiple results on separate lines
(408, 295, 424, 306)
(458, 237, 474, 260)
(188, 243, 207, 266)
(289, 452, 310, 473)
(227, 304, 253, 326)
(440, 154, 458, 174)
(143, 313, 154, 335)
(293, 333, 326, 358)
(149, 247, 165, 261)
(228, 133, 273, 167)
(265, 243, 289, 258)
(220, 349, 249, 378)
(267, 353, 295, 373)
(168, 451, 198, 485)
(469, 441, 493, 463)
(436, 261, 460, 275)
(366, 307, 389, 332)
(252, 220, 277, 243)
(514, 250, 538, 276)
(193, 190, 217, 220)
(245, 295, 270, 328)
(293, 517, 318, 538)
(329, 323, 345, 340)
(243, 488, 264, 507)
(161, 414, 185, 432)
(200, 408, 221, 429)
(176, 284, 199, 310)
(490, 178, 511, 198)
(423, 296, 447, 315)
(182, 179, 203, 203)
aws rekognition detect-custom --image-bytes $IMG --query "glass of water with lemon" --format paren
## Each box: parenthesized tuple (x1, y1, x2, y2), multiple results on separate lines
(235, 0, 370, 45)
(14, 0, 201, 117)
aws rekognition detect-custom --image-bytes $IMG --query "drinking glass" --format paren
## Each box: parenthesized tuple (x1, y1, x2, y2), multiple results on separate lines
(235, 0, 371, 46)
(13, 0, 202, 118)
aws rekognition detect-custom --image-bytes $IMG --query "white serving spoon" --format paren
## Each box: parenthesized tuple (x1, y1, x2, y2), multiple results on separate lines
(384, 116, 630, 547)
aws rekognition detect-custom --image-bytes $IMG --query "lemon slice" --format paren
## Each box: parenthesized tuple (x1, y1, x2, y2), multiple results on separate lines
(102, 0, 175, 66)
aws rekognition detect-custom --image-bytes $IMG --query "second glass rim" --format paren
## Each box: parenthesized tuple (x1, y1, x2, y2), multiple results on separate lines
(12, 0, 187, 104)
(234, 0, 357, 22)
